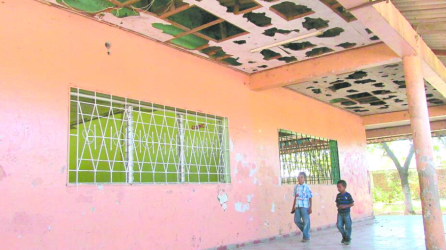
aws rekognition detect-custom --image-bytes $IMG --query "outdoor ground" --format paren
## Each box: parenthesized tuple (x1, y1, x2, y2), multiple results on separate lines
(374, 200, 446, 215)
(237, 215, 445, 250)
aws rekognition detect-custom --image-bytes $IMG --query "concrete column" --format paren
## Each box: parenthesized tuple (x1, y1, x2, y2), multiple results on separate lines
(403, 55, 446, 250)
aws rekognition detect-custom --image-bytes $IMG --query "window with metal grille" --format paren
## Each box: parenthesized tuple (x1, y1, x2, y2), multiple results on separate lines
(69, 88, 230, 184)
(278, 129, 340, 185)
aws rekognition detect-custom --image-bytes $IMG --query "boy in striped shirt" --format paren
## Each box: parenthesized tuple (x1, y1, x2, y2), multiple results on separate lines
(291, 172, 313, 242)
(335, 180, 354, 245)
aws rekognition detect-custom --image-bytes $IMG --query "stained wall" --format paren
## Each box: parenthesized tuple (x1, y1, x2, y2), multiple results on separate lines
(0, 1, 372, 249)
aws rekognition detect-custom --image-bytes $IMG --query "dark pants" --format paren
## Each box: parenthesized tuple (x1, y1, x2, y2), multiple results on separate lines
(337, 212, 352, 241)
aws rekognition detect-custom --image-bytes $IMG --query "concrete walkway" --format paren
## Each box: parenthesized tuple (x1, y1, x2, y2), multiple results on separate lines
(239, 216, 446, 250)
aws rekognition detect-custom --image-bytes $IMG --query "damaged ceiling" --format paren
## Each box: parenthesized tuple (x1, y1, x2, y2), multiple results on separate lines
(44, 0, 381, 73)
(287, 62, 446, 116)
(392, 0, 446, 67)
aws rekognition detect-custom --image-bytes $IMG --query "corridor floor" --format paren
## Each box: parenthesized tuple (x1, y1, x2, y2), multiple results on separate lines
(239, 215, 446, 250)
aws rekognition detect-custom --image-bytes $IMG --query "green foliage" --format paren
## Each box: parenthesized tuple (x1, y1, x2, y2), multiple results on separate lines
(384, 171, 404, 202)
(111, 8, 139, 18)
(372, 172, 404, 203)
(57, 0, 114, 13)
(408, 170, 420, 200)
(372, 186, 388, 203)
(372, 169, 421, 203)
(372, 186, 403, 203)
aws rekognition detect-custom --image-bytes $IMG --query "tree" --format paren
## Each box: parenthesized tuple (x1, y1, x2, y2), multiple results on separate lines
(382, 142, 415, 215)
(438, 136, 446, 148)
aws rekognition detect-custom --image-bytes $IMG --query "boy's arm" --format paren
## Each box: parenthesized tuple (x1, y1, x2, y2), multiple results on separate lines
(339, 202, 354, 209)
(291, 196, 296, 213)
(308, 198, 312, 214)
(339, 195, 355, 209)
(306, 186, 313, 214)
(291, 186, 297, 213)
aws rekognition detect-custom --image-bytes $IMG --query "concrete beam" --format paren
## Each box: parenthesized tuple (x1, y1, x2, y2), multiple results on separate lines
(249, 43, 399, 91)
(366, 120, 446, 139)
(363, 105, 446, 130)
(336, 0, 446, 98)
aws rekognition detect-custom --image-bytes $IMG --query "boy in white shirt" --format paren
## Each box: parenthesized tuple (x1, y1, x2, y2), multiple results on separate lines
(291, 172, 313, 242)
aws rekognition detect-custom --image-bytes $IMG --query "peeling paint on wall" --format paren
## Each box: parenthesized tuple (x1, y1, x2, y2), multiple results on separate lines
(271, 203, 275, 213)
(235, 195, 253, 213)
(249, 165, 259, 177)
(218, 190, 228, 211)
(253, 177, 262, 185)
(236, 153, 245, 164)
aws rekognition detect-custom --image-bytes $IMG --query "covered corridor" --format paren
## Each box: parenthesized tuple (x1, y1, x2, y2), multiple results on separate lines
(233, 216, 443, 250)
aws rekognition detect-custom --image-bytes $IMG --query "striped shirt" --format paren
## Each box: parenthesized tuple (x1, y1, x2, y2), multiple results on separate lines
(293, 183, 313, 208)
(336, 192, 354, 213)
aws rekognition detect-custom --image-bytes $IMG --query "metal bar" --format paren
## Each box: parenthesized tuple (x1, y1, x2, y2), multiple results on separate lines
(71, 92, 222, 121)
(278, 130, 338, 184)
(178, 114, 186, 183)
(76, 89, 80, 184)
(70, 88, 228, 185)
(127, 105, 134, 184)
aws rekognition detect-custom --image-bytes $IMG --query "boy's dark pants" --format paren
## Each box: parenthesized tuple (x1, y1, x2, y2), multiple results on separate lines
(337, 212, 352, 241)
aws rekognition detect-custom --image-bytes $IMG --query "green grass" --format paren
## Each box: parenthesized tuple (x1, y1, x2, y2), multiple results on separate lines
(374, 200, 446, 215)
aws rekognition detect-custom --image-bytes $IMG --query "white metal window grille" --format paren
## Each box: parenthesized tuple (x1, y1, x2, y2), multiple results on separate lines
(69, 88, 230, 184)
(278, 129, 340, 185)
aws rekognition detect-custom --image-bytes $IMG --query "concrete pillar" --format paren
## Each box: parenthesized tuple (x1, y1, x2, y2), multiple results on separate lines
(403, 55, 446, 250)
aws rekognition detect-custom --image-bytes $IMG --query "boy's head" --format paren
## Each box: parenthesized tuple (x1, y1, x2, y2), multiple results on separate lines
(337, 180, 347, 193)
(298, 172, 307, 184)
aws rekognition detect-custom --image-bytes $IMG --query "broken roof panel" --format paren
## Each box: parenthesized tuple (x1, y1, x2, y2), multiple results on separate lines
(287, 62, 446, 116)
(45, 0, 381, 73)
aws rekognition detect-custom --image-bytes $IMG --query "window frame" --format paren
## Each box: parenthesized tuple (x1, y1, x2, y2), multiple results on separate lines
(278, 129, 341, 185)
(68, 88, 231, 185)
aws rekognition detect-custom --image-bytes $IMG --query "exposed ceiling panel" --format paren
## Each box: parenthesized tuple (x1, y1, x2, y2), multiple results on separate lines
(392, 0, 446, 66)
(42, 0, 381, 73)
(287, 62, 446, 116)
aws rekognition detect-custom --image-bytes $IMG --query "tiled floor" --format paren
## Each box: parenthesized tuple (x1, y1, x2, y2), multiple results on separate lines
(239, 216, 446, 250)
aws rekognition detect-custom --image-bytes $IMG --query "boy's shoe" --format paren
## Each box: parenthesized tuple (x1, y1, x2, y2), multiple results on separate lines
(341, 239, 346, 243)
(301, 238, 310, 243)
(343, 241, 351, 245)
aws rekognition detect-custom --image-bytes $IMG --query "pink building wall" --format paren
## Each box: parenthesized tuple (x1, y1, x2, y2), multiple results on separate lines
(0, 1, 373, 249)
